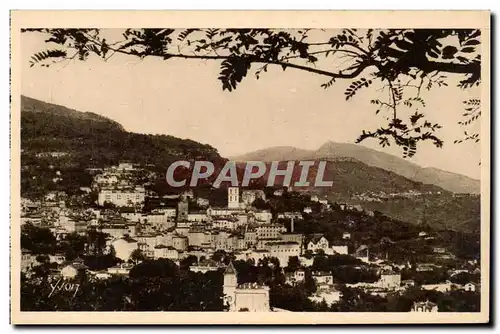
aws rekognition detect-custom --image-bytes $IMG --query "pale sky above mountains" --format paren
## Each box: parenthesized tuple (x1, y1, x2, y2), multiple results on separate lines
(20, 30, 481, 179)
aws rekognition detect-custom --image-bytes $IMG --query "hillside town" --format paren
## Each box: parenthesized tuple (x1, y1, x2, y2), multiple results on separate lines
(20, 161, 481, 312)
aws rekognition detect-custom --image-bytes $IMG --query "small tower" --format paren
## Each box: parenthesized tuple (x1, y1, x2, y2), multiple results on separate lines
(223, 262, 238, 310)
(227, 187, 239, 209)
(177, 197, 189, 222)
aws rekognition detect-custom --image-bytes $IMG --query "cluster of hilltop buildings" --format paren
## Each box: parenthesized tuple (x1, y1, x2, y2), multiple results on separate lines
(21, 162, 349, 268)
(351, 189, 442, 202)
(20, 162, 480, 313)
(100, 182, 350, 268)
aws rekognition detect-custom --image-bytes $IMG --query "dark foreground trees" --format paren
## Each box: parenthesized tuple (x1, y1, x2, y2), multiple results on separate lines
(21, 259, 224, 311)
(21, 256, 480, 312)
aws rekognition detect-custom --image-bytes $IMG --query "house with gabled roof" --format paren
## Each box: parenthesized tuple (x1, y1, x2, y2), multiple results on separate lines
(307, 233, 329, 253)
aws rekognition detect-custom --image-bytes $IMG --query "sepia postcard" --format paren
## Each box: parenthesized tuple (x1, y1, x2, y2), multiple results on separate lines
(10, 10, 491, 325)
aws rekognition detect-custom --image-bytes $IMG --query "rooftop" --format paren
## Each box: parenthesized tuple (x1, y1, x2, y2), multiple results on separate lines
(237, 282, 269, 290)
(414, 300, 437, 307)
(224, 262, 237, 275)
(265, 241, 300, 246)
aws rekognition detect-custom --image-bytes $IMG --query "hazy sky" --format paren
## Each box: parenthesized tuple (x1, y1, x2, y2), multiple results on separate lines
(20, 30, 481, 179)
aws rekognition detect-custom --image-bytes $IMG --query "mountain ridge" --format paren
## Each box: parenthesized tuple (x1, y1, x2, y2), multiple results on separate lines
(230, 141, 479, 194)
(20, 95, 226, 199)
(21, 95, 126, 131)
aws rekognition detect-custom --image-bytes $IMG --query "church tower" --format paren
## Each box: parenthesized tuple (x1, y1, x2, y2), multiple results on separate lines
(227, 187, 239, 209)
(223, 262, 238, 310)
(177, 195, 189, 222)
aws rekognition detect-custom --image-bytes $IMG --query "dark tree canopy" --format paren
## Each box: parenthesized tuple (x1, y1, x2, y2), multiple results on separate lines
(23, 28, 482, 157)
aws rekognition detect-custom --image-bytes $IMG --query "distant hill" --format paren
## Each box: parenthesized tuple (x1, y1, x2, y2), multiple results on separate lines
(20, 95, 226, 199)
(21, 95, 126, 131)
(230, 141, 480, 194)
(231, 146, 315, 162)
(231, 143, 480, 233)
(21, 95, 223, 168)
(234, 159, 444, 198)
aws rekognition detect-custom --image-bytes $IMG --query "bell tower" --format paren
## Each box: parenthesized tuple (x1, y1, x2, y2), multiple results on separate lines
(227, 187, 239, 209)
(223, 262, 238, 310)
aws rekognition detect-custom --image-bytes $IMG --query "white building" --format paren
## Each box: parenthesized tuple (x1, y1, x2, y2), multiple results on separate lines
(21, 250, 37, 273)
(326, 245, 349, 255)
(153, 208, 177, 218)
(253, 210, 272, 224)
(121, 212, 143, 222)
(208, 207, 244, 217)
(241, 190, 266, 206)
(421, 281, 456, 292)
(377, 270, 402, 289)
(228, 187, 240, 209)
(223, 262, 270, 312)
(141, 213, 171, 226)
(49, 254, 66, 265)
(91, 271, 112, 280)
(277, 212, 302, 220)
(94, 174, 119, 187)
(285, 269, 306, 285)
(266, 241, 301, 267)
(107, 263, 134, 276)
(100, 223, 132, 239)
(153, 245, 180, 260)
(111, 237, 139, 262)
(98, 187, 145, 207)
(196, 197, 210, 207)
(172, 234, 189, 251)
(188, 212, 208, 223)
(60, 258, 88, 280)
(256, 224, 286, 239)
(212, 217, 239, 230)
(307, 234, 329, 253)
(312, 271, 334, 287)
(464, 282, 477, 292)
(117, 162, 136, 171)
(411, 300, 438, 312)
(187, 229, 212, 247)
(280, 232, 304, 245)
(189, 259, 224, 273)
(309, 288, 341, 306)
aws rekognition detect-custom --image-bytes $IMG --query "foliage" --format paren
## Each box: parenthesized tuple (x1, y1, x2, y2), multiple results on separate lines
(449, 272, 480, 285)
(179, 255, 198, 270)
(252, 197, 271, 210)
(86, 227, 108, 256)
(311, 254, 379, 284)
(129, 249, 147, 265)
(454, 98, 481, 144)
(58, 232, 87, 260)
(270, 284, 316, 311)
(332, 286, 389, 312)
(21, 261, 224, 311)
(23, 28, 482, 157)
(358, 193, 481, 234)
(285, 256, 301, 272)
(21, 223, 57, 254)
(83, 254, 122, 271)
